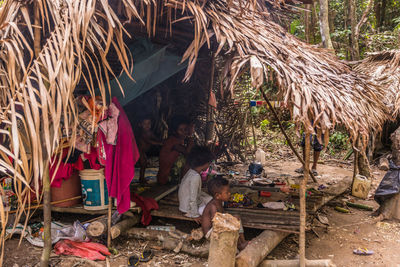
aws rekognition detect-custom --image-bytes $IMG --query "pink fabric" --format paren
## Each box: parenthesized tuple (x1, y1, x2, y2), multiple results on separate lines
(99, 97, 140, 214)
(54, 240, 110, 261)
(98, 103, 120, 145)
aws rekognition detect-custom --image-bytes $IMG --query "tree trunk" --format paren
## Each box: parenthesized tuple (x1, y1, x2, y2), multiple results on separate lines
(358, 150, 371, 178)
(235, 231, 289, 267)
(352, 0, 374, 60)
(328, 9, 336, 34)
(304, 5, 311, 43)
(379, 0, 387, 28)
(208, 213, 240, 267)
(40, 162, 51, 267)
(312, 1, 318, 43)
(374, 0, 382, 30)
(318, 0, 334, 49)
(349, 0, 359, 60)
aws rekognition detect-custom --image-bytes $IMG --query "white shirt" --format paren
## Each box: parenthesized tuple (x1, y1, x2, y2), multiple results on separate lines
(178, 169, 211, 218)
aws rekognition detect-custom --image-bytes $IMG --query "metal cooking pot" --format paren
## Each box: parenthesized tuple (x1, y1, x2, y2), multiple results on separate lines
(249, 162, 263, 175)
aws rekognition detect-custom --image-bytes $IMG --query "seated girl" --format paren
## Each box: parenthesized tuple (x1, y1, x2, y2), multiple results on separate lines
(157, 116, 193, 185)
(178, 146, 214, 222)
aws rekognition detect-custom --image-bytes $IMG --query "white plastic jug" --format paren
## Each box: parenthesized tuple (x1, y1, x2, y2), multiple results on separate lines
(352, 174, 371, 199)
(255, 149, 266, 165)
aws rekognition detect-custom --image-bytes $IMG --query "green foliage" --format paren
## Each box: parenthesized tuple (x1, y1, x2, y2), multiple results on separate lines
(260, 119, 270, 133)
(290, 19, 305, 38)
(328, 131, 350, 152)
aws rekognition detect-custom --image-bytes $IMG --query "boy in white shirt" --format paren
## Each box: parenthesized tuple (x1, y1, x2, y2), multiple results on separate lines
(178, 146, 213, 223)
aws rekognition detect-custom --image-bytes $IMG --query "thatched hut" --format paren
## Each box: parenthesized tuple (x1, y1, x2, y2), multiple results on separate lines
(0, 0, 391, 265)
(353, 50, 400, 155)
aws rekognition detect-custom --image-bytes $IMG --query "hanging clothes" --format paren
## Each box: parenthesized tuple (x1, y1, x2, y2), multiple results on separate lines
(98, 102, 120, 145)
(98, 97, 140, 214)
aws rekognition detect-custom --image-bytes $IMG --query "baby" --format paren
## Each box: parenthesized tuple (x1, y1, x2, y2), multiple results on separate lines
(201, 177, 248, 250)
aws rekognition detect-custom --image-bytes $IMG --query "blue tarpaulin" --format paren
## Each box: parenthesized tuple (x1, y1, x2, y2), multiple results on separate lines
(107, 39, 187, 106)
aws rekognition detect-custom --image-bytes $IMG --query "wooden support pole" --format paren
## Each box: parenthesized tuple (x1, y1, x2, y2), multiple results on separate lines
(40, 161, 51, 267)
(300, 132, 311, 267)
(259, 88, 317, 183)
(208, 213, 240, 267)
(107, 197, 112, 248)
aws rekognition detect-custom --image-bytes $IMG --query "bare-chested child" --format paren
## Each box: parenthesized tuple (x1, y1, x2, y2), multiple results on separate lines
(137, 117, 163, 184)
(201, 177, 248, 250)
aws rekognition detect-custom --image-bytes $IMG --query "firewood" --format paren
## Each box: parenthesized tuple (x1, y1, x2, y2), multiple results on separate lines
(125, 228, 209, 258)
(111, 216, 139, 239)
(86, 218, 108, 238)
(235, 231, 288, 267)
(208, 213, 240, 267)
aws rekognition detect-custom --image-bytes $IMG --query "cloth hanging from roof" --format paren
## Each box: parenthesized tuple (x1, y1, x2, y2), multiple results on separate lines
(98, 102, 120, 145)
(99, 97, 140, 214)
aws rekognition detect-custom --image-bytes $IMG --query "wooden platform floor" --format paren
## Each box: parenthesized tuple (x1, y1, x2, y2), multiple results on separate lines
(151, 177, 352, 234)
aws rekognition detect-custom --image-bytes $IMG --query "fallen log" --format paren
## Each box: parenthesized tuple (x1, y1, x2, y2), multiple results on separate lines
(87, 215, 139, 238)
(260, 259, 336, 267)
(86, 218, 108, 238)
(208, 213, 240, 267)
(111, 216, 140, 239)
(235, 230, 288, 267)
(125, 228, 209, 258)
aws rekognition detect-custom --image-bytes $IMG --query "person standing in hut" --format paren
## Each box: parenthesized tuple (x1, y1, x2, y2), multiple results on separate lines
(295, 132, 324, 176)
(157, 116, 194, 185)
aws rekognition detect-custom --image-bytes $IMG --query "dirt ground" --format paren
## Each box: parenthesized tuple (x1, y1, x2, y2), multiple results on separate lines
(3, 158, 400, 267)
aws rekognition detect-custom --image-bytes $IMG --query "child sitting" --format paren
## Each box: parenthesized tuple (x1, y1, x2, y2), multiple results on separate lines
(202, 177, 248, 250)
(157, 116, 193, 185)
(137, 117, 163, 184)
(178, 146, 213, 223)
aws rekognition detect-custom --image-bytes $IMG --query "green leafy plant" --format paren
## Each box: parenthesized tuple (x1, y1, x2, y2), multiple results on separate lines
(328, 131, 350, 152)
(260, 119, 270, 133)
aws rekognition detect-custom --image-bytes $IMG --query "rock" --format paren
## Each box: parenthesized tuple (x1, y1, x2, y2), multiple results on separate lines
(379, 158, 389, 171)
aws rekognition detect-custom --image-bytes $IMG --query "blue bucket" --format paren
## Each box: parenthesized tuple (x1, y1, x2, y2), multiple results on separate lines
(80, 169, 109, 210)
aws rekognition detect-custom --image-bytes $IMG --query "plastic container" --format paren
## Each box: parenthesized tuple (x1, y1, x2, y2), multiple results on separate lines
(80, 169, 109, 210)
(255, 149, 266, 165)
(352, 174, 371, 199)
(51, 172, 82, 207)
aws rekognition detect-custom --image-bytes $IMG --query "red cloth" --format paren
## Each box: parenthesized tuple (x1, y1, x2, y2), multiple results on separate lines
(131, 193, 159, 225)
(54, 240, 110, 261)
(50, 149, 84, 188)
(157, 136, 183, 184)
(99, 97, 140, 214)
(83, 148, 102, 170)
